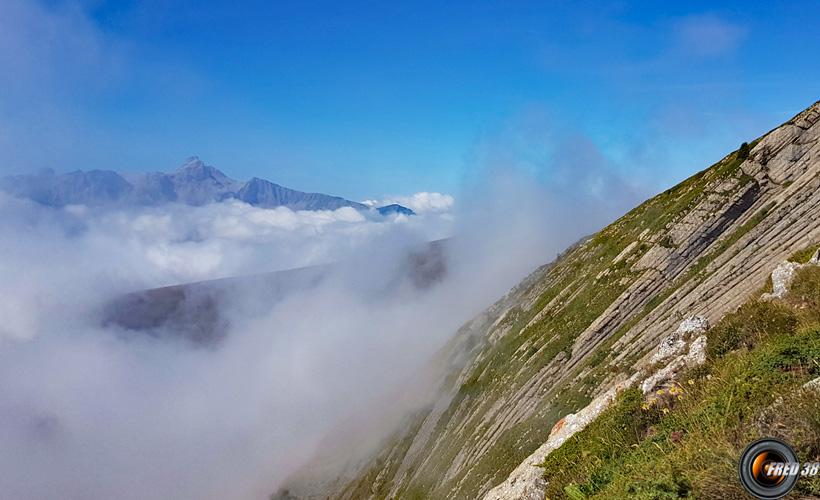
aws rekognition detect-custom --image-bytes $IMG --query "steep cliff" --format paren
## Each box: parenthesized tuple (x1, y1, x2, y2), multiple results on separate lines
(287, 101, 820, 499)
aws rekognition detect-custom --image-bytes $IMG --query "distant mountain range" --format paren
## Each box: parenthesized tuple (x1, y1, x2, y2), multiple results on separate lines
(0, 157, 415, 214)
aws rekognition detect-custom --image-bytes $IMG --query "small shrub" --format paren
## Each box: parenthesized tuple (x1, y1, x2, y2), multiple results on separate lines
(737, 142, 751, 160)
(659, 235, 676, 249)
(788, 244, 820, 264)
(759, 330, 820, 376)
(707, 300, 797, 358)
(788, 265, 820, 305)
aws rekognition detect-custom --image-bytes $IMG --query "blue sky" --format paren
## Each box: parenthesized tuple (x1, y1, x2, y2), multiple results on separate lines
(1, 0, 819, 201)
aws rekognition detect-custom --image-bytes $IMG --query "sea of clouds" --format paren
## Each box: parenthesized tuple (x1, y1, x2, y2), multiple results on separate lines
(0, 173, 594, 499)
(0, 124, 645, 499)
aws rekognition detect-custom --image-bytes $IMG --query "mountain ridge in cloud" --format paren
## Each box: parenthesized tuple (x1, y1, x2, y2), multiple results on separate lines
(364, 192, 454, 214)
(0, 156, 416, 214)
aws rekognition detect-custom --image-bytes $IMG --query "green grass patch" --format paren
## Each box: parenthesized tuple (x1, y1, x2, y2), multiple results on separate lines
(789, 244, 820, 264)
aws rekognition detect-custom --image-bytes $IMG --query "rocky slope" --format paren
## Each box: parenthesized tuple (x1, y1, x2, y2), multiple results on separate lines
(284, 101, 820, 499)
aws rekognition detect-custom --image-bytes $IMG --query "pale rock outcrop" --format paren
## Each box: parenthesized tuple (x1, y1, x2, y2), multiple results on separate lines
(765, 261, 801, 299)
(805, 376, 820, 391)
(612, 241, 640, 265)
(762, 249, 820, 300)
(687, 335, 708, 365)
(677, 315, 710, 336)
(649, 315, 709, 364)
(641, 334, 707, 394)
(650, 333, 687, 365)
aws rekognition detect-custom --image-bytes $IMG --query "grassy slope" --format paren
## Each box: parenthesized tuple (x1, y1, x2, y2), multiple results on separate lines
(425, 148, 758, 495)
(341, 143, 765, 499)
(541, 263, 820, 499)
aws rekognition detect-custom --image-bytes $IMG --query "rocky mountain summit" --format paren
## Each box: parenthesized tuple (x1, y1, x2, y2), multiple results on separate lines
(0, 156, 412, 214)
(282, 100, 820, 498)
(376, 203, 417, 216)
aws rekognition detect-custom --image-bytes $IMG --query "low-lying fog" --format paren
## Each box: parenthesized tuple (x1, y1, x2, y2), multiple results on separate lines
(0, 163, 641, 499)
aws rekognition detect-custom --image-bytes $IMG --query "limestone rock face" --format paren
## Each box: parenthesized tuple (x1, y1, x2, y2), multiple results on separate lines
(483, 318, 708, 500)
(650, 315, 709, 364)
(284, 101, 820, 500)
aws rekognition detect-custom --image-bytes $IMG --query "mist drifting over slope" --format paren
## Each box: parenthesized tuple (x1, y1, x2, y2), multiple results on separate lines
(0, 151, 642, 500)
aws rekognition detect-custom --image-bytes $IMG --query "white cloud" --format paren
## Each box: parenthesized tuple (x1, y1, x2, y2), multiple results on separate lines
(0, 194, 461, 498)
(673, 14, 747, 58)
(76, 199, 450, 287)
(0, 125, 638, 498)
(363, 191, 455, 214)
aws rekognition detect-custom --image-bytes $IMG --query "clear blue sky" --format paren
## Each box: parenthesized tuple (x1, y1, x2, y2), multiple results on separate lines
(2, 0, 819, 200)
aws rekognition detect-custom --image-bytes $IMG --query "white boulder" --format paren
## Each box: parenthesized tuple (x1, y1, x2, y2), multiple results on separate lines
(649, 316, 708, 364)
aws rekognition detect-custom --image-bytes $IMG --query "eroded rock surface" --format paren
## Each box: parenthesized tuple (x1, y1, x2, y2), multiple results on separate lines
(641, 334, 707, 394)
(650, 315, 708, 364)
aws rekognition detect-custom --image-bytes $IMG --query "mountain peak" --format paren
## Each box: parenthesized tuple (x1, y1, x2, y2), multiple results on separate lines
(175, 156, 214, 174)
(377, 203, 415, 216)
(177, 156, 202, 169)
(172, 156, 234, 185)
